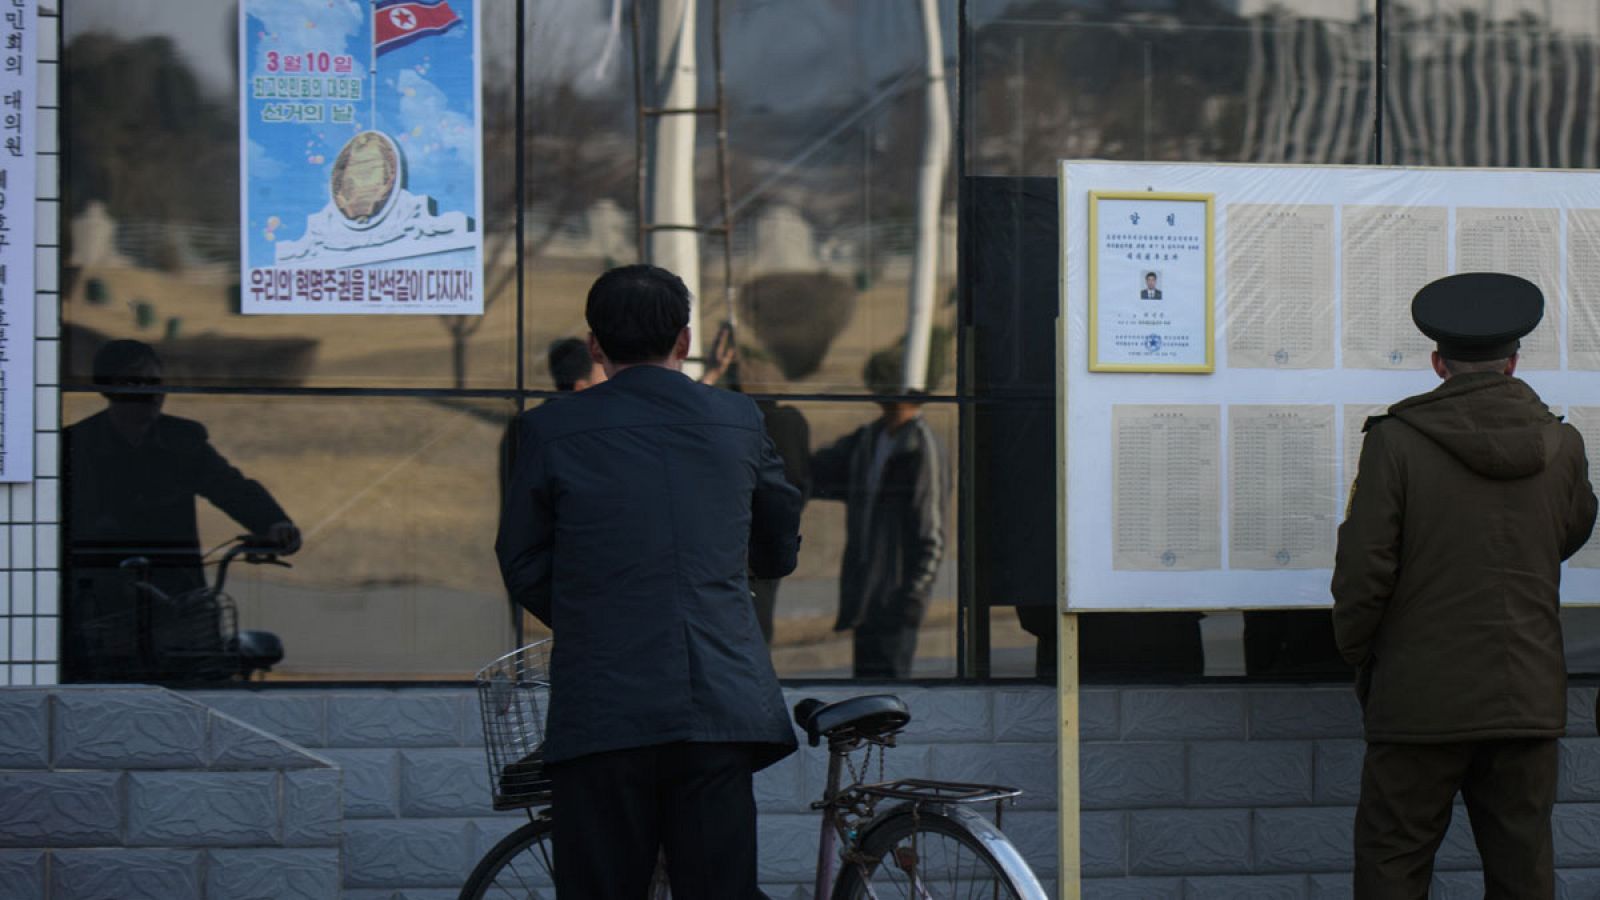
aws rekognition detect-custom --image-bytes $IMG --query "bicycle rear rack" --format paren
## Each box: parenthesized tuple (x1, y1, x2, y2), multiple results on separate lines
(854, 778, 1021, 806)
(850, 778, 1022, 831)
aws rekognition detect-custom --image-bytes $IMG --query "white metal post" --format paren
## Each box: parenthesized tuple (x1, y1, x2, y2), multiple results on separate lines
(902, 0, 950, 391)
(651, 0, 704, 369)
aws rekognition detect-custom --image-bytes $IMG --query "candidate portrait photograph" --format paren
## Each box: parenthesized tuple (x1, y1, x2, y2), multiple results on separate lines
(1140, 271, 1163, 299)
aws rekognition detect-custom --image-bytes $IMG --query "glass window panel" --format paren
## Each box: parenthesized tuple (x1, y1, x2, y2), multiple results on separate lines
(1565, 608, 1600, 675)
(62, 392, 515, 681)
(751, 399, 959, 679)
(499, 396, 962, 680)
(989, 605, 1047, 679)
(62, 1, 520, 390)
(522, 1, 960, 397)
(988, 605, 1356, 682)
(1383, 0, 1600, 168)
(967, 1, 1374, 682)
(518, 0, 635, 393)
(965, 1, 1378, 178)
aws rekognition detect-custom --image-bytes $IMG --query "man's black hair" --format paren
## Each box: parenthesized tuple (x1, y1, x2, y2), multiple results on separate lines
(585, 264, 691, 364)
(547, 337, 593, 391)
(92, 339, 162, 386)
(1145, 272, 1158, 280)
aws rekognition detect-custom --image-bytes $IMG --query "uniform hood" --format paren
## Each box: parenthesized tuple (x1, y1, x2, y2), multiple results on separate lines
(1386, 372, 1557, 480)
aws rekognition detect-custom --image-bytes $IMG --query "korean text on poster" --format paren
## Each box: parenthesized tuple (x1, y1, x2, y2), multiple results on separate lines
(239, 0, 484, 315)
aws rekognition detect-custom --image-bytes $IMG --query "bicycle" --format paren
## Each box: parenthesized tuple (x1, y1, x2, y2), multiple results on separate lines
(73, 534, 290, 682)
(462, 640, 1049, 899)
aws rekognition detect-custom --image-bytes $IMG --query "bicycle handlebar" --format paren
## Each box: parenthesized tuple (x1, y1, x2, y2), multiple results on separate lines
(212, 535, 294, 597)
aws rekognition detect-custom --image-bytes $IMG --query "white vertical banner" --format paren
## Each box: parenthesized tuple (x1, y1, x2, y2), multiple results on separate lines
(0, 0, 36, 482)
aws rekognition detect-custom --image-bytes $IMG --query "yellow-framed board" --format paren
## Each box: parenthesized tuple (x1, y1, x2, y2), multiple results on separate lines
(1087, 190, 1216, 373)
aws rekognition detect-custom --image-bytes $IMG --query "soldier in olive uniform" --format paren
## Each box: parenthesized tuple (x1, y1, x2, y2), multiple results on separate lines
(1333, 273, 1597, 899)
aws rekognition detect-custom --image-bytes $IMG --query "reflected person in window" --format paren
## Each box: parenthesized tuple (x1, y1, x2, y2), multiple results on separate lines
(64, 340, 300, 675)
(546, 336, 607, 393)
(811, 344, 946, 679)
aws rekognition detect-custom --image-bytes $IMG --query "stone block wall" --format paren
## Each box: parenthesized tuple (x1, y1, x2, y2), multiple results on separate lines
(1076, 684, 1600, 899)
(190, 687, 525, 900)
(188, 685, 1059, 899)
(193, 681, 1600, 899)
(10, 682, 1599, 898)
(0, 686, 341, 900)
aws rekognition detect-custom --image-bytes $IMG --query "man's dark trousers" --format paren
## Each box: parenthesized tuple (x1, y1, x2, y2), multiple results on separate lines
(549, 742, 765, 899)
(1354, 739, 1556, 899)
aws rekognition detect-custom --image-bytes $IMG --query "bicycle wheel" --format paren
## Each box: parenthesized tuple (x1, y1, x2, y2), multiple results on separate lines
(831, 804, 1049, 900)
(459, 818, 555, 900)
(458, 816, 673, 900)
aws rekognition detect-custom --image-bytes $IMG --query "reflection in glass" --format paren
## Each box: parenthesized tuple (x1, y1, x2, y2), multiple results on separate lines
(757, 401, 957, 679)
(63, 341, 300, 682)
(1383, 0, 1600, 168)
(749, 396, 813, 646)
(62, 0, 519, 389)
(65, 391, 515, 680)
(810, 349, 949, 679)
(965, 1, 1377, 177)
(520, 1, 960, 395)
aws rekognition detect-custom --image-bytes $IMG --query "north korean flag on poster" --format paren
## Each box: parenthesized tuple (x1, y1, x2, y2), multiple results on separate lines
(375, 0, 462, 56)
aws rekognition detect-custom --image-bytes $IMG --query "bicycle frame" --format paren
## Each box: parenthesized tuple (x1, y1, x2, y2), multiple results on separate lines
(812, 731, 1030, 899)
(814, 747, 848, 897)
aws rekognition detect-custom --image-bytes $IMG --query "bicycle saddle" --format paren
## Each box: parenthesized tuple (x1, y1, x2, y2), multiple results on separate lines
(792, 694, 910, 747)
(232, 630, 285, 672)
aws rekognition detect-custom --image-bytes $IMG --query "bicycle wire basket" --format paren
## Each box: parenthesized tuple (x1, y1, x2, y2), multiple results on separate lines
(474, 639, 553, 810)
(77, 584, 241, 682)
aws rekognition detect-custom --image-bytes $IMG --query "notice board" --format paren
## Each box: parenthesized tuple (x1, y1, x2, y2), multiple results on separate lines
(1061, 161, 1600, 610)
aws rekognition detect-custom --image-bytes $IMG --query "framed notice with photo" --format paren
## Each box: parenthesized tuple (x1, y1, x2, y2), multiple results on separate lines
(1088, 191, 1215, 372)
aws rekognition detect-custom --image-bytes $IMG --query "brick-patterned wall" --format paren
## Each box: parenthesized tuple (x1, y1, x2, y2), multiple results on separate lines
(189, 682, 1600, 900)
(188, 685, 1058, 899)
(0, 0, 61, 687)
(1078, 684, 1600, 899)
(0, 686, 342, 899)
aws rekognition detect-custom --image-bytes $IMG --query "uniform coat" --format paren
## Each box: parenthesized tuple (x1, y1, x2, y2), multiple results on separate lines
(1333, 372, 1597, 742)
(496, 364, 802, 770)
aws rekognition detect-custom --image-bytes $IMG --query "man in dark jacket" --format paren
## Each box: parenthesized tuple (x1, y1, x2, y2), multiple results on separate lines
(496, 265, 802, 899)
(1333, 273, 1597, 899)
(812, 348, 946, 678)
(65, 340, 299, 680)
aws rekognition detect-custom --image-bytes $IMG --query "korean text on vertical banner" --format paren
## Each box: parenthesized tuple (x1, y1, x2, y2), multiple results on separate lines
(0, 0, 35, 482)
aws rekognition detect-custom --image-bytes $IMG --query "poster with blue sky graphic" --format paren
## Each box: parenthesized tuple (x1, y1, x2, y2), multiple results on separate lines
(239, 0, 482, 314)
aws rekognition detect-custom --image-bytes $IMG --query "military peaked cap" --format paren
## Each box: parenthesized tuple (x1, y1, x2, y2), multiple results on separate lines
(1411, 272, 1544, 362)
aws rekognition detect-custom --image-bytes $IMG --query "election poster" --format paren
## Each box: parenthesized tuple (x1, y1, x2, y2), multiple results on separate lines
(238, 0, 484, 315)
(1087, 191, 1215, 372)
